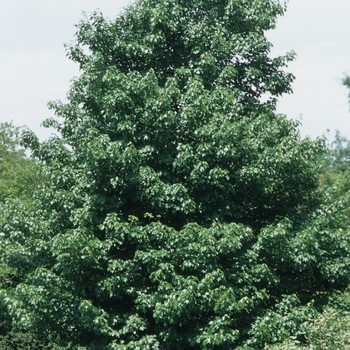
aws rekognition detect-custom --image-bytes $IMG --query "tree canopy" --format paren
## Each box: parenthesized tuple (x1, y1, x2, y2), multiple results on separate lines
(1, 0, 350, 349)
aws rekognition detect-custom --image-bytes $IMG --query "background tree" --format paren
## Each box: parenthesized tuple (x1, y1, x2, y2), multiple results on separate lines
(1, 0, 350, 349)
(0, 122, 51, 348)
(0, 122, 39, 204)
(269, 130, 350, 348)
(276, 77, 350, 350)
(319, 131, 350, 222)
(342, 73, 350, 107)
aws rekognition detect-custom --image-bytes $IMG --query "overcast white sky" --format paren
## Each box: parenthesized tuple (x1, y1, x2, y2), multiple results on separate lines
(0, 0, 349, 142)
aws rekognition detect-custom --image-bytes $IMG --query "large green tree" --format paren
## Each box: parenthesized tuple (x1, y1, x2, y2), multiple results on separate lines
(1, 0, 350, 348)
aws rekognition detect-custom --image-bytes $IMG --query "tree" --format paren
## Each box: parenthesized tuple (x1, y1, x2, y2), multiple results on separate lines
(320, 132, 350, 207)
(0, 122, 51, 348)
(0, 122, 39, 204)
(342, 73, 350, 108)
(1, 0, 350, 348)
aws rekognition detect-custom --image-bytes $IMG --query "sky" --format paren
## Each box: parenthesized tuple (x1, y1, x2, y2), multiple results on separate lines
(0, 0, 349, 142)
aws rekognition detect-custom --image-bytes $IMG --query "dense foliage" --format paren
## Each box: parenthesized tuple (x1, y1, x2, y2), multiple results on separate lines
(1, 0, 350, 349)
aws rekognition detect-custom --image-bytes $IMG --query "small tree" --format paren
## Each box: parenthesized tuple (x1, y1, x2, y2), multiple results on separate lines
(1, 0, 350, 348)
